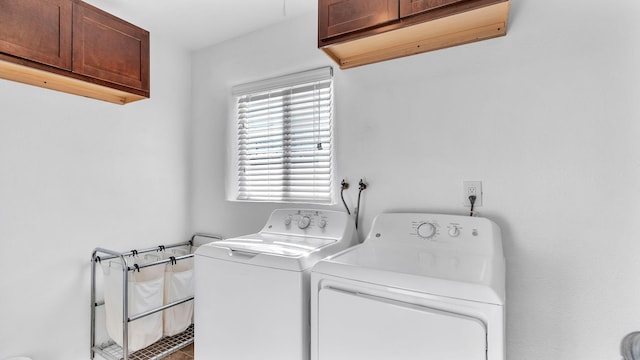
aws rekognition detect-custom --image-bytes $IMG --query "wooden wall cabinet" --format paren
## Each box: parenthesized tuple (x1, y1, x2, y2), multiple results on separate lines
(318, 0, 511, 69)
(319, 0, 399, 39)
(0, 0, 149, 105)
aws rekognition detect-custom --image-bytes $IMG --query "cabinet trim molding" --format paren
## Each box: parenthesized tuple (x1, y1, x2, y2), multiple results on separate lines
(0, 56, 146, 105)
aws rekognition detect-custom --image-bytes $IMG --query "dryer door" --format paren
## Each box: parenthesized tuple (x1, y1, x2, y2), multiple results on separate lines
(318, 287, 487, 360)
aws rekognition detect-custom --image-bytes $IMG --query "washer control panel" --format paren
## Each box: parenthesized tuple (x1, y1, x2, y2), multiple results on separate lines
(263, 209, 351, 239)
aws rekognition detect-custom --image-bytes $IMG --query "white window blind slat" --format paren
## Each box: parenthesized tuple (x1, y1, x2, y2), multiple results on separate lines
(239, 94, 332, 112)
(238, 154, 332, 162)
(238, 168, 332, 176)
(240, 128, 332, 137)
(233, 67, 334, 203)
(238, 163, 333, 173)
(239, 136, 332, 149)
(239, 175, 331, 181)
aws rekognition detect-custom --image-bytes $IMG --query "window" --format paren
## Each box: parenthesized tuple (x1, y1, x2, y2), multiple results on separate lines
(232, 67, 334, 203)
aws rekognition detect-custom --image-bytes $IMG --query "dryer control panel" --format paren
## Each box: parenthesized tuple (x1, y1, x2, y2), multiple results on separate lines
(262, 209, 352, 240)
(368, 213, 502, 257)
(414, 219, 465, 241)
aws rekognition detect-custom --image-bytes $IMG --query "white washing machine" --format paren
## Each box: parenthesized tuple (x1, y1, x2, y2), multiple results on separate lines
(194, 209, 358, 360)
(311, 213, 505, 360)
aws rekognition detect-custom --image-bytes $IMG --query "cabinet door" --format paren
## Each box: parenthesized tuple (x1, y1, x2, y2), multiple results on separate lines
(319, 0, 399, 40)
(0, 0, 72, 69)
(72, 2, 149, 91)
(399, 0, 467, 17)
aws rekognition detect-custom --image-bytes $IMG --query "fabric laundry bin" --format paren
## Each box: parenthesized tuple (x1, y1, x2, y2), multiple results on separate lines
(162, 250, 194, 336)
(102, 257, 165, 352)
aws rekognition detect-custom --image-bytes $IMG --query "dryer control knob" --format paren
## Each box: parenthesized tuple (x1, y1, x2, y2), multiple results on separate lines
(298, 216, 311, 229)
(318, 219, 327, 228)
(284, 216, 292, 226)
(448, 226, 460, 237)
(417, 222, 436, 239)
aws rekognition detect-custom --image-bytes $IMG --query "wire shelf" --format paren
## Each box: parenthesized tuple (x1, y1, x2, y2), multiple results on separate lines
(93, 324, 194, 360)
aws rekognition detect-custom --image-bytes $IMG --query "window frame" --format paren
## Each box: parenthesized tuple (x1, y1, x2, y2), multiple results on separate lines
(227, 67, 335, 204)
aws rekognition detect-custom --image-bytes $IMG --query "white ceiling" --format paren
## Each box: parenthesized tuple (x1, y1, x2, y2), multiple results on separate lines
(83, 0, 318, 50)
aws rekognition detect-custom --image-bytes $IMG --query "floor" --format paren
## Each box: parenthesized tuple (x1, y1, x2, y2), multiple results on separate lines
(163, 344, 194, 360)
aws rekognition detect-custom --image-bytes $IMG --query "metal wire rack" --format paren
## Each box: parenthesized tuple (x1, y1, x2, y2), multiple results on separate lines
(93, 324, 194, 360)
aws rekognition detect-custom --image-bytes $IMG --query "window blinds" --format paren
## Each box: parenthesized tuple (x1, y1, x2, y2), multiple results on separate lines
(233, 67, 333, 203)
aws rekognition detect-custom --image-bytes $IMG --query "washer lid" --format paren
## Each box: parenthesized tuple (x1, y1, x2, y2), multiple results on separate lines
(196, 233, 342, 271)
(195, 208, 358, 271)
(212, 233, 337, 257)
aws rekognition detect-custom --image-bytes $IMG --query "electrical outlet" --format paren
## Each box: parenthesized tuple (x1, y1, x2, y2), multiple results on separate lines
(463, 181, 482, 207)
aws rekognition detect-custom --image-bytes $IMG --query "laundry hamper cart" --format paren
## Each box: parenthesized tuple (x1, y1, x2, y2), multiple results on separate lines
(90, 233, 221, 360)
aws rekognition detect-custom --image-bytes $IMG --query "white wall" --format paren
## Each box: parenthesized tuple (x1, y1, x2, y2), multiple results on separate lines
(0, 36, 192, 359)
(190, 0, 640, 358)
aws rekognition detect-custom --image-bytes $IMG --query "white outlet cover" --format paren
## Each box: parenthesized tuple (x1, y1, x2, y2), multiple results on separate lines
(463, 181, 482, 207)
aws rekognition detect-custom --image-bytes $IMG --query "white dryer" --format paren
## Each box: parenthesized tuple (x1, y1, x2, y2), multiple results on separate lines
(194, 209, 357, 360)
(311, 213, 505, 360)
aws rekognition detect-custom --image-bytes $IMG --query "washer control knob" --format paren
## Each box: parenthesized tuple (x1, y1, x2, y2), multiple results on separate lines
(298, 216, 311, 229)
(318, 219, 327, 228)
(448, 226, 460, 237)
(417, 222, 436, 239)
(284, 216, 292, 226)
